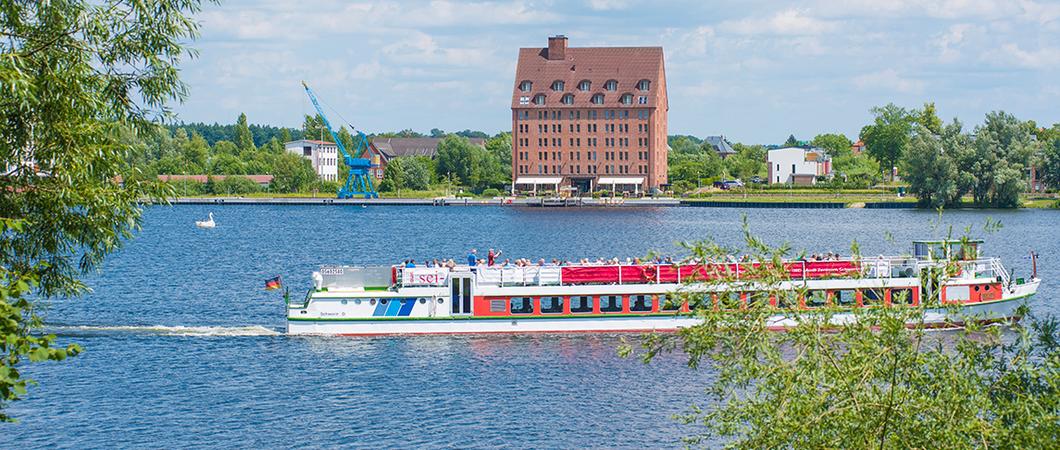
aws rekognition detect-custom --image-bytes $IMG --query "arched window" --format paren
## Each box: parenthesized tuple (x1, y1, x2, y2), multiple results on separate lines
(519, 80, 532, 92)
(636, 79, 650, 91)
(551, 80, 565, 91)
(532, 94, 546, 105)
(578, 80, 591, 91)
(561, 93, 574, 105)
(604, 79, 618, 91)
(620, 93, 633, 105)
(591, 93, 605, 105)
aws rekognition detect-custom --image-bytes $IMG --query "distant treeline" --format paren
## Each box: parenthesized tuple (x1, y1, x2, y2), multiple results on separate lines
(166, 120, 496, 147)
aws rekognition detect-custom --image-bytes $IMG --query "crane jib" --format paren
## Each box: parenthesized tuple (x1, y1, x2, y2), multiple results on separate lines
(300, 81, 380, 199)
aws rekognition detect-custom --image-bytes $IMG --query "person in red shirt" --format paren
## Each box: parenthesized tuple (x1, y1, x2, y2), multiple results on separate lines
(487, 248, 502, 266)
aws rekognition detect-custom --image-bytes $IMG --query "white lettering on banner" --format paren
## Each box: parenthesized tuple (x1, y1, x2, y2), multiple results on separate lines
(402, 268, 449, 286)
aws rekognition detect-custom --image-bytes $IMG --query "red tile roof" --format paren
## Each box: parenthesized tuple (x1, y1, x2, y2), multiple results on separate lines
(157, 175, 274, 184)
(512, 43, 666, 109)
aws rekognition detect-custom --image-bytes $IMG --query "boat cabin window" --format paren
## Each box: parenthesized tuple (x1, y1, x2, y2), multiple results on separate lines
(891, 288, 914, 306)
(718, 291, 741, 310)
(861, 288, 883, 307)
(775, 291, 796, 309)
(806, 290, 827, 308)
(833, 289, 856, 306)
(510, 297, 533, 314)
(540, 296, 563, 314)
(600, 295, 623, 313)
(747, 291, 769, 309)
(570, 296, 593, 313)
(659, 294, 680, 312)
(685, 293, 708, 311)
(630, 295, 653, 312)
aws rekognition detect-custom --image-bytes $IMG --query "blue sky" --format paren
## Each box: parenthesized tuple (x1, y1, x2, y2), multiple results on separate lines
(176, 0, 1060, 144)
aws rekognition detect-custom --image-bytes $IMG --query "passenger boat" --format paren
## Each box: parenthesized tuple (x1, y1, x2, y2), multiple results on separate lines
(285, 240, 1040, 336)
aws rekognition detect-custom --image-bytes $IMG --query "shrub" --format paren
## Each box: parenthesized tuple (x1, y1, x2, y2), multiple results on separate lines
(481, 188, 502, 197)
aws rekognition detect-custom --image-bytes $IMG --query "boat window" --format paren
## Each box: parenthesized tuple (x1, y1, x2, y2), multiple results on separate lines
(862, 288, 883, 307)
(718, 291, 741, 310)
(659, 294, 680, 311)
(570, 296, 593, 313)
(747, 291, 769, 309)
(600, 295, 623, 313)
(891, 288, 914, 306)
(686, 293, 708, 311)
(510, 297, 533, 314)
(540, 296, 563, 314)
(806, 290, 827, 308)
(833, 290, 856, 307)
(630, 295, 653, 312)
(775, 290, 796, 308)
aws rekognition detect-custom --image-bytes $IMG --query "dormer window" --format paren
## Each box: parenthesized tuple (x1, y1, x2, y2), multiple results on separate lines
(620, 93, 633, 105)
(578, 80, 591, 91)
(636, 79, 650, 91)
(532, 94, 546, 105)
(551, 80, 564, 91)
(561, 94, 574, 105)
(604, 80, 618, 91)
(591, 93, 605, 105)
(519, 80, 532, 92)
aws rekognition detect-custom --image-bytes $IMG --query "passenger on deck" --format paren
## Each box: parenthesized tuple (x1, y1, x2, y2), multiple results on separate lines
(445, 259, 457, 269)
(404, 260, 415, 268)
(501, 258, 511, 267)
(488, 248, 502, 266)
(467, 249, 478, 267)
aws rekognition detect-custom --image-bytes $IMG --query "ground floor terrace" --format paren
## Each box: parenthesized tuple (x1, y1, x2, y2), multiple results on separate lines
(512, 176, 657, 196)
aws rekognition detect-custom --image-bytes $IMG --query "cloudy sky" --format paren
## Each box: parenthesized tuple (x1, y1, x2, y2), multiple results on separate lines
(176, 0, 1060, 144)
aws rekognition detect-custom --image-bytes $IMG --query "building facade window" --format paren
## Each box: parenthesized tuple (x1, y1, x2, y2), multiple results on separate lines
(519, 80, 532, 92)
(578, 80, 591, 91)
(551, 80, 565, 91)
(533, 94, 546, 105)
(636, 79, 650, 91)
(561, 93, 574, 105)
(590, 93, 604, 104)
(620, 93, 633, 105)
(604, 79, 618, 91)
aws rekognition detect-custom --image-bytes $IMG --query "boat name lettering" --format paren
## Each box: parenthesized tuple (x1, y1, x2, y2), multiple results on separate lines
(320, 267, 344, 276)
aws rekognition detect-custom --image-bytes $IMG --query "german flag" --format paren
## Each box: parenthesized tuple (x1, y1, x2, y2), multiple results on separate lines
(264, 275, 282, 291)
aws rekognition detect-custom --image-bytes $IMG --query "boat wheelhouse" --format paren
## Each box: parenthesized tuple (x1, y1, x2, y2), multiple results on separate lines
(286, 240, 1040, 336)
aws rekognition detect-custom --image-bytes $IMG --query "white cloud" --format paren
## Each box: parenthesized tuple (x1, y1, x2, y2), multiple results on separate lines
(851, 69, 926, 94)
(936, 23, 973, 62)
(719, 9, 840, 36)
(586, 0, 630, 11)
(994, 43, 1060, 69)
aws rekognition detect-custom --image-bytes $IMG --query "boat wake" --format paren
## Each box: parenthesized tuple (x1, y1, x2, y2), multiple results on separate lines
(44, 324, 282, 337)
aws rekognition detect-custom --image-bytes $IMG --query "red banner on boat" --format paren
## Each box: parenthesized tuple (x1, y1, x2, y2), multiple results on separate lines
(560, 261, 860, 285)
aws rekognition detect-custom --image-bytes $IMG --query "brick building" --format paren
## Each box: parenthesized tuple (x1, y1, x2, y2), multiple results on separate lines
(510, 36, 668, 194)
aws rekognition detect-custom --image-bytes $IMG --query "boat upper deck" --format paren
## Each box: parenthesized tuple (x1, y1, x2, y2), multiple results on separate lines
(315, 256, 1010, 291)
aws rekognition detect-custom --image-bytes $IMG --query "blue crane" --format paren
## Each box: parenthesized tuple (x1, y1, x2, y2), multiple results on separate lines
(301, 81, 379, 199)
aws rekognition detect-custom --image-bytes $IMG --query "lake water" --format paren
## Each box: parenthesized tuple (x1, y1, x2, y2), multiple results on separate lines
(4, 205, 1058, 448)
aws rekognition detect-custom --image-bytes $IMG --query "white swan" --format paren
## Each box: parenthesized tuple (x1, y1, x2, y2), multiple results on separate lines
(195, 212, 215, 229)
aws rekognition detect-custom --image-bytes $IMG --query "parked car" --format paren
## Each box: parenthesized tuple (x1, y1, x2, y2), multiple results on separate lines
(750, 176, 763, 184)
(713, 179, 744, 190)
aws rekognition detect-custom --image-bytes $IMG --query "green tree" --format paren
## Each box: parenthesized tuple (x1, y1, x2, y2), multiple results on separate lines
(211, 175, 260, 195)
(832, 153, 881, 187)
(436, 135, 479, 187)
(904, 125, 961, 207)
(209, 153, 247, 175)
(485, 133, 513, 169)
(811, 133, 852, 158)
(302, 114, 327, 142)
(669, 150, 723, 184)
(916, 101, 944, 135)
(960, 111, 1035, 207)
(271, 153, 317, 193)
(784, 134, 799, 147)
(725, 143, 767, 181)
(861, 103, 915, 181)
(235, 113, 256, 154)
(213, 140, 239, 157)
(1040, 138, 1060, 190)
(625, 222, 1059, 448)
(0, 0, 203, 420)
(378, 157, 407, 192)
(403, 156, 433, 190)
(280, 128, 292, 144)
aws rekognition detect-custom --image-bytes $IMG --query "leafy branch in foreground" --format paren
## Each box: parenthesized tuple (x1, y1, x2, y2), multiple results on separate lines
(623, 219, 1058, 449)
(0, 0, 206, 420)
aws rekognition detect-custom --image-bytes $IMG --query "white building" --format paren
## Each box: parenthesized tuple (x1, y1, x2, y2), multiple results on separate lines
(767, 147, 831, 185)
(284, 139, 339, 181)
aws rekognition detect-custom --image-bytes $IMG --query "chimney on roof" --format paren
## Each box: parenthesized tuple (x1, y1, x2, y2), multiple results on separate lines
(547, 35, 567, 61)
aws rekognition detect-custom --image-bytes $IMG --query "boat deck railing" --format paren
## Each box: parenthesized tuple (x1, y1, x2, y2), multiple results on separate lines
(390, 257, 1007, 289)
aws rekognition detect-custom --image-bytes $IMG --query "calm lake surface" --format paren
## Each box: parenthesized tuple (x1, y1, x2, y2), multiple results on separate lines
(4, 205, 1058, 448)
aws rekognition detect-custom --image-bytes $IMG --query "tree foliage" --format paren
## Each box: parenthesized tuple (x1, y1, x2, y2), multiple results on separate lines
(1040, 137, 1060, 190)
(811, 133, 852, 158)
(0, 0, 204, 419)
(625, 220, 1059, 448)
(861, 103, 914, 180)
